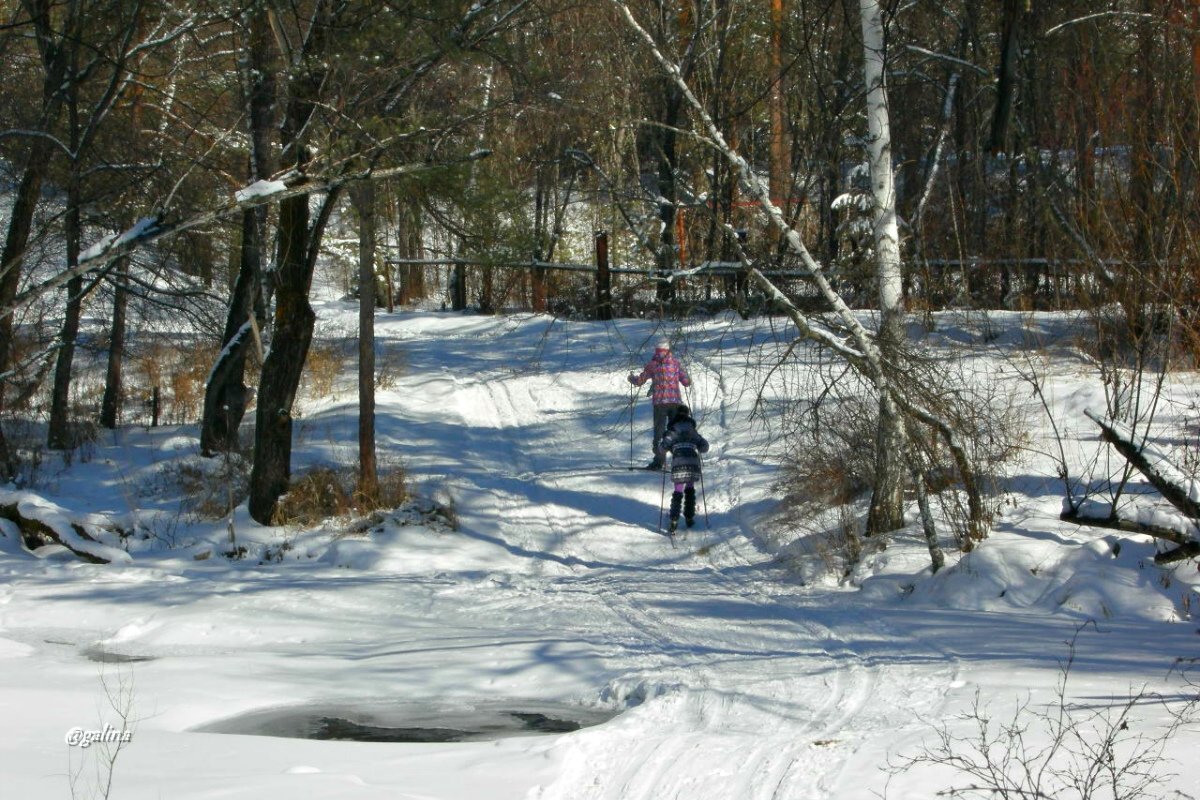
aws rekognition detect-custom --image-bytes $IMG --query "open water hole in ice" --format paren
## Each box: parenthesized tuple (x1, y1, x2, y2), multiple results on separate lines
(193, 699, 620, 743)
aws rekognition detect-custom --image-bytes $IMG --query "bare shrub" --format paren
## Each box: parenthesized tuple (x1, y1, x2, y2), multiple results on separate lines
(770, 388, 877, 578)
(67, 661, 137, 800)
(7, 323, 55, 412)
(130, 339, 219, 425)
(424, 487, 459, 531)
(132, 341, 169, 402)
(1, 420, 44, 489)
(155, 453, 250, 522)
(772, 337, 1024, 575)
(778, 394, 878, 510)
(58, 419, 98, 467)
(890, 635, 1198, 800)
(917, 366, 1026, 549)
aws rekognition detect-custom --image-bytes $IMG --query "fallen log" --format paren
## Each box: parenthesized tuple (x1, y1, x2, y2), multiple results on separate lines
(0, 495, 130, 564)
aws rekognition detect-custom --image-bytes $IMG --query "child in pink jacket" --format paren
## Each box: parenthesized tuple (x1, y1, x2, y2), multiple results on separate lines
(628, 340, 691, 469)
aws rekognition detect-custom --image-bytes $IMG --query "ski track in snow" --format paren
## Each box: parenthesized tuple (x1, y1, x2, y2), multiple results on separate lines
(420, 323, 962, 799)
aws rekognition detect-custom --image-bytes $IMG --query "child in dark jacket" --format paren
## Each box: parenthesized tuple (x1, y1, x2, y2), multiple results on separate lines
(656, 405, 709, 532)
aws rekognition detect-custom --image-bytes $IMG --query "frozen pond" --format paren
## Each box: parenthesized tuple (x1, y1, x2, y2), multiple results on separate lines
(194, 699, 619, 743)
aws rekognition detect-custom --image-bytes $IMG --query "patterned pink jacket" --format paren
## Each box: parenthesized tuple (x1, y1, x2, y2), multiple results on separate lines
(630, 350, 691, 405)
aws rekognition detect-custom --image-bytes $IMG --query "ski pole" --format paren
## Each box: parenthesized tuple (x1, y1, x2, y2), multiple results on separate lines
(629, 381, 636, 469)
(698, 456, 710, 528)
(658, 459, 669, 533)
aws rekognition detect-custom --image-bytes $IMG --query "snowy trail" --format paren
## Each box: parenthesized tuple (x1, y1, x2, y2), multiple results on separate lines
(402, 319, 961, 799)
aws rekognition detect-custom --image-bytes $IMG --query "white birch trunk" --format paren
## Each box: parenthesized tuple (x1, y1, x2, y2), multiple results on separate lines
(860, 0, 906, 535)
(859, 0, 903, 328)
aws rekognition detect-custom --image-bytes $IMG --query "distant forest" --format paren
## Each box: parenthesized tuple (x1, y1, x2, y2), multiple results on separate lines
(1, 1, 1197, 525)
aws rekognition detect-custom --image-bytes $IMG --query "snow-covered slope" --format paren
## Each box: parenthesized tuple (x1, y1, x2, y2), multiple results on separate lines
(0, 307, 1196, 800)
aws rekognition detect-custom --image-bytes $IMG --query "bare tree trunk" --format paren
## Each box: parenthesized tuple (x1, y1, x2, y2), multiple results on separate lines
(248, 0, 340, 524)
(200, 210, 263, 456)
(0, 139, 57, 387)
(532, 175, 548, 312)
(768, 0, 790, 206)
(1124, 0, 1159, 340)
(99, 255, 129, 429)
(0, 140, 59, 472)
(48, 36, 84, 451)
(655, 82, 682, 305)
(47, 196, 83, 450)
(911, 464, 944, 573)
(451, 63, 495, 311)
(201, 5, 275, 455)
(395, 196, 425, 307)
(860, 0, 906, 536)
(988, 0, 1025, 154)
(0, 13, 71, 471)
(248, 188, 340, 523)
(354, 182, 379, 504)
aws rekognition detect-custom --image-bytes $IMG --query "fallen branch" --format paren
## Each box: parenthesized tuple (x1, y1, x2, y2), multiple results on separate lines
(1084, 409, 1200, 520)
(1067, 411, 1200, 564)
(1155, 542, 1200, 565)
(1059, 508, 1192, 546)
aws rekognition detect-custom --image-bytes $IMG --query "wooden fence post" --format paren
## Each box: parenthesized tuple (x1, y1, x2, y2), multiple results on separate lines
(451, 262, 467, 310)
(531, 256, 547, 313)
(594, 230, 612, 321)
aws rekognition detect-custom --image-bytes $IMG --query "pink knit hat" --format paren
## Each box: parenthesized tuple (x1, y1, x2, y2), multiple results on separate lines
(656, 340, 670, 352)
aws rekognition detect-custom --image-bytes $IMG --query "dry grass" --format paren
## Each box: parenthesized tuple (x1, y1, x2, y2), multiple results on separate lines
(375, 348, 408, 390)
(169, 342, 216, 423)
(361, 466, 409, 509)
(302, 340, 346, 399)
(131, 339, 220, 424)
(273, 467, 353, 526)
(273, 464, 410, 527)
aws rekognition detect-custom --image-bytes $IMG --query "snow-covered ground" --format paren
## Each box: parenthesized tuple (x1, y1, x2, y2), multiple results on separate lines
(0, 303, 1198, 799)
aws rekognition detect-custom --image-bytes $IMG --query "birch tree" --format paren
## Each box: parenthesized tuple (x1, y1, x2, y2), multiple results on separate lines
(610, 0, 989, 545)
(859, 0, 906, 535)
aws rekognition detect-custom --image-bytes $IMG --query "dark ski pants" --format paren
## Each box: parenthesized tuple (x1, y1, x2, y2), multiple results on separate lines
(651, 403, 680, 462)
(669, 483, 696, 525)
